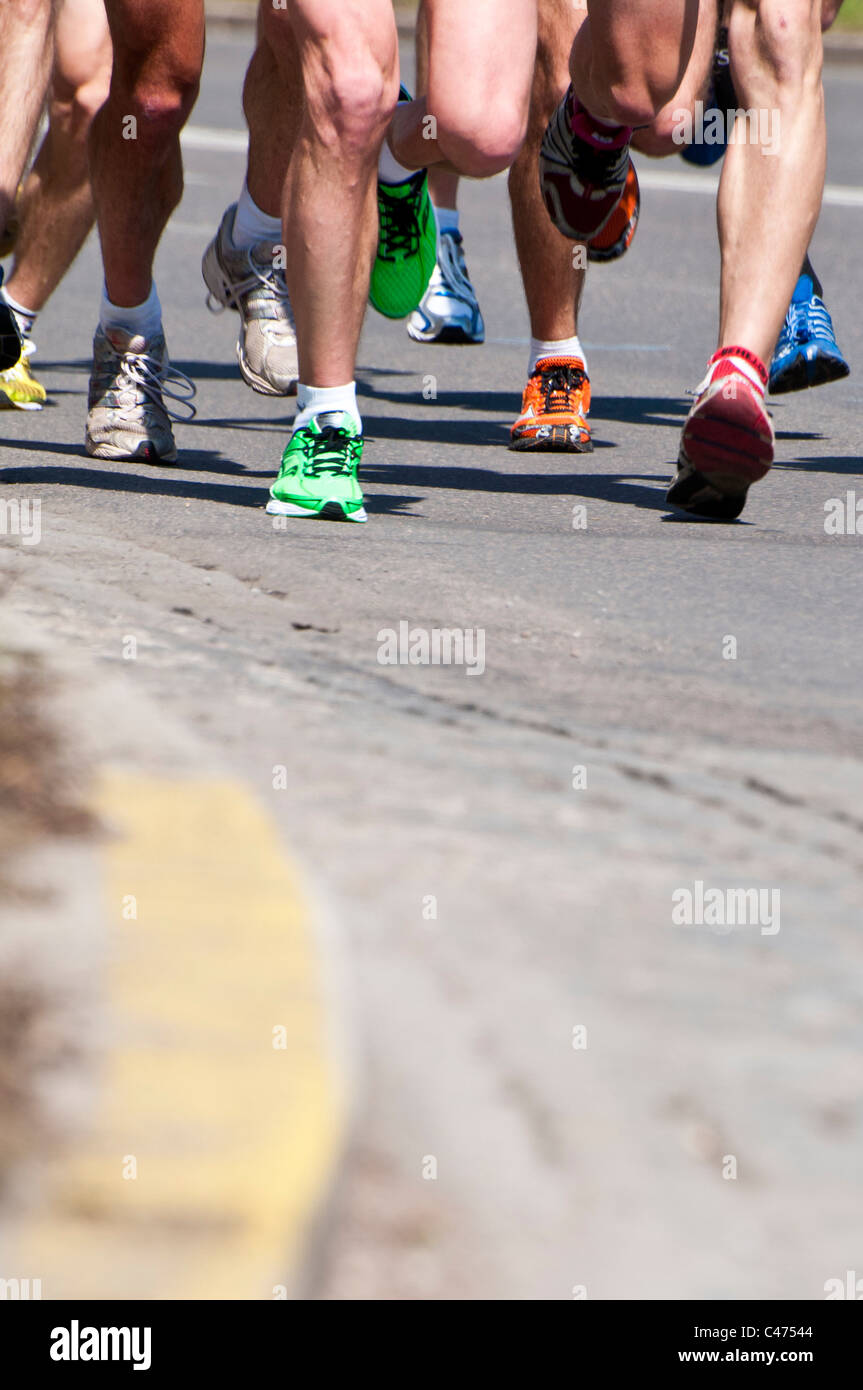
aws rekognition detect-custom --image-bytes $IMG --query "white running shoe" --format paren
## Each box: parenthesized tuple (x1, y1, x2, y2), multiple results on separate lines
(407, 228, 485, 344)
(85, 327, 196, 463)
(202, 204, 298, 396)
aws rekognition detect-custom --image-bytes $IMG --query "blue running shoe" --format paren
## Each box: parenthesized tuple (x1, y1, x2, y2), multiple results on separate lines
(680, 27, 733, 167)
(407, 228, 485, 344)
(769, 264, 850, 395)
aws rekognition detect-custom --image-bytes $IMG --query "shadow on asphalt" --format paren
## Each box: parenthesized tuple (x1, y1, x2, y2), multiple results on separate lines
(360, 454, 671, 512)
(357, 380, 695, 430)
(0, 462, 423, 517)
(0, 436, 276, 477)
(776, 455, 863, 474)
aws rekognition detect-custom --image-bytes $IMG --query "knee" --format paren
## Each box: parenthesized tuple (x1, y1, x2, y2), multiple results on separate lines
(731, 0, 822, 101)
(108, 23, 202, 142)
(435, 97, 527, 178)
(601, 74, 668, 130)
(631, 122, 679, 158)
(111, 60, 201, 144)
(55, 68, 112, 135)
(72, 70, 112, 125)
(303, 28, 398, 155)
(47, 78, 108, 152)
(587, 22, 691, 128)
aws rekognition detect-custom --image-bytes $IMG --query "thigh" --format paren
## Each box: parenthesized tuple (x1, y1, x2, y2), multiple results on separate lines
(425, 0, 537, 117)
(587, 0, 699, 91)
(54, 0, 111, 96)
(270, 0, 398, 123)
(275, 0, 396, 62)
(102, 0, 204, 79)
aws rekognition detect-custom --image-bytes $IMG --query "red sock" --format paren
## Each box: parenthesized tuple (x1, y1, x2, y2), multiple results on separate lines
(704, 345, 768, 396)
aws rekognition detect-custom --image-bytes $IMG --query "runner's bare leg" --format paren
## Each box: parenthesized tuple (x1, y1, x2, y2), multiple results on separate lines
(511, 0, 587, 345)
(270, 0, 399, 387)
(0, 0, 57, 235)
(570, 0, 698, 126)
(7, 0, 112, 313)
(387, 0, 536, 178)
(90, 0, 204, 308)
(717, 0, 825, 362)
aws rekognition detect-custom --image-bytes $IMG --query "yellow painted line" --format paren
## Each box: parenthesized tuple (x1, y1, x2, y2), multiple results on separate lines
(11, 773, 347, 1299)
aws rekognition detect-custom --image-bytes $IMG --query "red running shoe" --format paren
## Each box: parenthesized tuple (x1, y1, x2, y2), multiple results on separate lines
(667, 347, 774, 520)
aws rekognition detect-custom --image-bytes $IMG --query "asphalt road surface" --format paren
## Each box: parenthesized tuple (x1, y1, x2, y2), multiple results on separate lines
(2, 31, 862, 1299)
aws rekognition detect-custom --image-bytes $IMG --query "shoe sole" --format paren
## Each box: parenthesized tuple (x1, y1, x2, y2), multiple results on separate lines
(407, 323, 485, 345)
(203, 237, 298, 397)
(0, 301, 22, 373)
(266, 498, 367, 524)
(769, 351, 850, 396)
(86, 439, 178, 464)
(667, 404, 772, 520)
(0, 394, 43, 412)
(510, 428, 593, 453)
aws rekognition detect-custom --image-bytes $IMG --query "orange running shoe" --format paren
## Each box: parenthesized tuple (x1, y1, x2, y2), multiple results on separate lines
(588, 159, 640, 264)
(510, 355, 592, 452)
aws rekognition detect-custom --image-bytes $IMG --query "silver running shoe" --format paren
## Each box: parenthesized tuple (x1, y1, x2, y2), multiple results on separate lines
(85, 327, 196, 463)
(202, 204, 299, 396)
(406, 228, 485, 344)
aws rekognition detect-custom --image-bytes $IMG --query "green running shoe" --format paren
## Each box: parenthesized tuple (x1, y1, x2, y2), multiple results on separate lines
(266, 412, 367, 523)
(370, 88, 437, 319)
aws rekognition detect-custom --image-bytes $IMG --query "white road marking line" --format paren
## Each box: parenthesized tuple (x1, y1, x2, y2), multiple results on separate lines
(182, 125, 247, 152)
(637, 166, 863, 209)
(180, 126, 863, 210)
(168, 220, 218, 235)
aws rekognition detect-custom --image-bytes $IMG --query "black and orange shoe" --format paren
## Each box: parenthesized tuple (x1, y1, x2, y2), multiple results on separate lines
(0, 267, 22, 373)
(539, 87, 632, 242)
(510, 355, 592, 452)
(588, 159, 640, 264)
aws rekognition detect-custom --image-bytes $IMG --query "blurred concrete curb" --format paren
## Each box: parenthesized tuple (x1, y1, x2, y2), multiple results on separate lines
(0, 606, 353, 1301)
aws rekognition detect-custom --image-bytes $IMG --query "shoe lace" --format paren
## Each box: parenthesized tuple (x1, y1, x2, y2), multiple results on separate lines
(112, 349, 197, 421)
(378, 179, 424, 259)
(286, 426, 361, 479)
(436, 231, 475, 300)
(206, 248, 295, 333)
(784, 296, 837, 348)
(539, 362, 586, 414)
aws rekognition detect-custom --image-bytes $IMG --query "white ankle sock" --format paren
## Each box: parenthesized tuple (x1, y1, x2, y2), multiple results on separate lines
(293, 382, 362, 435)
(378, 94, 417, 185)
(0, 289, 37, 339)
(529, 335, 587, 376)
(434, 206, 459, 235)
(378, 140, 416, 185)
(232, 181, 282, 248)
(100, 281, 162, 340)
